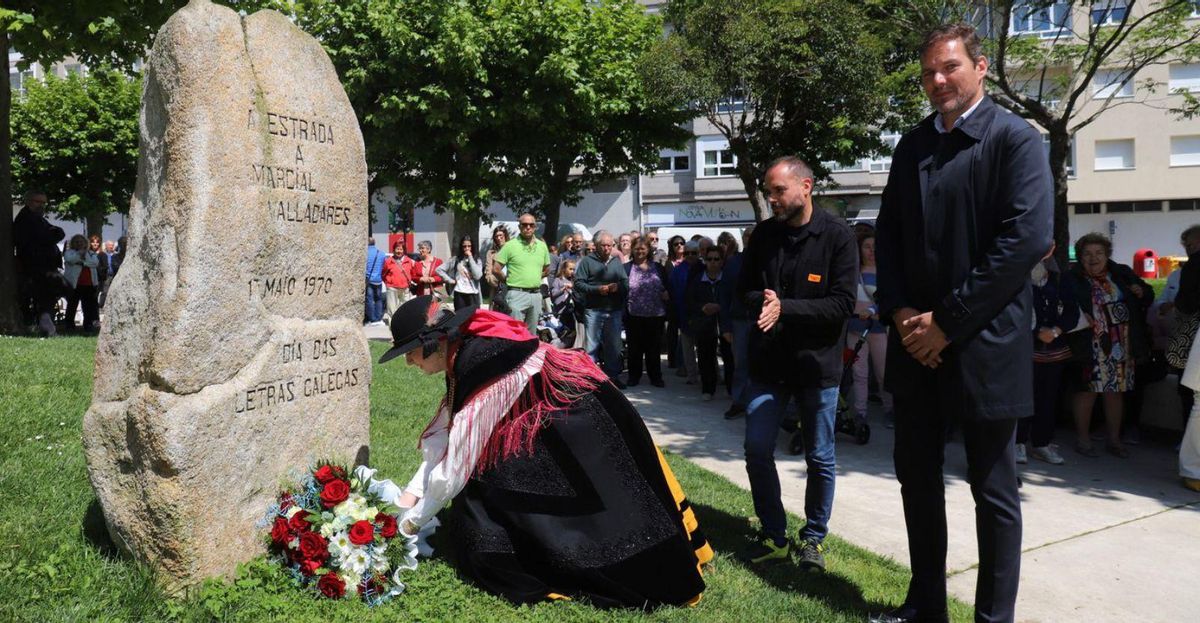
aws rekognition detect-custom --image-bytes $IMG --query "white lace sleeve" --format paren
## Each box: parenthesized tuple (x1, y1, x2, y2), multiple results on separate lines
(404, 405, 450, 499)
(401, 348, 547, 529)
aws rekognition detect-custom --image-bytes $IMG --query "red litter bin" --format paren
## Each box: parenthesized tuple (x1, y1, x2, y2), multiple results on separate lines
(1133, 248, 1158, 278)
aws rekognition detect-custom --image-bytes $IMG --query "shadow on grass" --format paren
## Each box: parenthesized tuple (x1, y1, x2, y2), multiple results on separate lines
(691, 501, 895, 618)
(82, 498, 122, 560)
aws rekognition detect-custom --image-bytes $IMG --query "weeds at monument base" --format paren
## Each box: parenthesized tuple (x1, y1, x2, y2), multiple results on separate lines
(261, 462, 417, 605)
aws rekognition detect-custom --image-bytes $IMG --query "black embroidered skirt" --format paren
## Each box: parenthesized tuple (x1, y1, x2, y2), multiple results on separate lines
(439, 382, 706, 610)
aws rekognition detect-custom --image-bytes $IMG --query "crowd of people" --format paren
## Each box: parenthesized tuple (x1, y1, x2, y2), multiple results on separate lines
(13, 190, 125, 337)
(363, 23, 1200, 622)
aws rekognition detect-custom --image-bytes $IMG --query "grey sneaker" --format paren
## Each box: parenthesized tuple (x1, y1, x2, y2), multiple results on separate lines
(1015, 443, 1027, 464)
(795, 538, 825, 571)
(1030, 444, 1065, 465)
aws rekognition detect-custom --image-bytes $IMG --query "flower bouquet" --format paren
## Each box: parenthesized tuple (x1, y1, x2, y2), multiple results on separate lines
(263, 461, 417, 605)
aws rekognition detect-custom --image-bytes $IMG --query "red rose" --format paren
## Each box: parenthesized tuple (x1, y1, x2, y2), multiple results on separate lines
(314, 464, 346, 484)
(348, 520, 375, 546)
(317, 573, 345, 599)
(288, 511, 310, 533)
(298, 558, 322, 576)
(320, 480, 350, 509)
(270, 517, 290, 545)
(298, 531, 329, 562)
(377, 513, 399, 539)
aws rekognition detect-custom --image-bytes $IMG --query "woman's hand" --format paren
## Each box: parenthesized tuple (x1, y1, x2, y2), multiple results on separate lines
(397, 491, 419, 509)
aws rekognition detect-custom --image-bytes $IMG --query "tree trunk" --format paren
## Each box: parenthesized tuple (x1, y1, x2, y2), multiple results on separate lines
(1047, 127, 1072, 269)
(86, 212, 107, 239)
(537, 158, 573, 246)
(0, 27, 24, 334)
(731, 141, 769, 222)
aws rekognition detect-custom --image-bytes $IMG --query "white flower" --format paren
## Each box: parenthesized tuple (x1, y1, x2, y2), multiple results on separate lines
(285, 506, 302, 519)
(287, 537, 299, 550)
(371, 554, 391, 575)
(328, 531, 351, 556)
(319, 522, 336, 538)
(364, 506, 379, 521)
(345, 547, 370, 574)
(341, 570, 362, 591)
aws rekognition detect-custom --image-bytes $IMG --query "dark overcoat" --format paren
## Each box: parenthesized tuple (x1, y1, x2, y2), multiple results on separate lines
(875, 95, 1053, 420)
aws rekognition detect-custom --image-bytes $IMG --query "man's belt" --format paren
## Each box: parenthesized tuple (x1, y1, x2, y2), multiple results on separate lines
(509, 286, 541, 293)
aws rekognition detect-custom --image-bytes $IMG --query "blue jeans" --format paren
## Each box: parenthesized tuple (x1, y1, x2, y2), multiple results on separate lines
(364, 282, 384, 323)
(731, 318, 752, 407)
(744, 381, 838, 543)
(585, 308, 623, 379)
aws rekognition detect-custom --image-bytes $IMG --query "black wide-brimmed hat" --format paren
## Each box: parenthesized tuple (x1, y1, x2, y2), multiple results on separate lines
(378, 295, 477, 364)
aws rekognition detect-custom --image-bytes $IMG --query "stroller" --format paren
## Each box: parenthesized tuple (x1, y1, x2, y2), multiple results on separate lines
(786, 323, 873, 455)
(536, 282, 578, 348)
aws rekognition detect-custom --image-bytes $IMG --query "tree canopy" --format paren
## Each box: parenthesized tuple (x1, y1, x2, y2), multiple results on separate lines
(287, 0, 689, 244)
(11, 68, 142, 236)
(643, 0, 924, 221)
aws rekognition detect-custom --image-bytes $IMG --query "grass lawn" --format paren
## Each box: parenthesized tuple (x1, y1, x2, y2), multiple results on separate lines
(0, 336, 972, 622)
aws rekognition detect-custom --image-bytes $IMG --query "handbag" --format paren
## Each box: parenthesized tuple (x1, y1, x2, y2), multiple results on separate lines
(1167, 310, 1200, 369)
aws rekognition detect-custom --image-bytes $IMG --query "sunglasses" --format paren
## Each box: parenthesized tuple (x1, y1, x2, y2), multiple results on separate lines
(519, 223, 536, 228)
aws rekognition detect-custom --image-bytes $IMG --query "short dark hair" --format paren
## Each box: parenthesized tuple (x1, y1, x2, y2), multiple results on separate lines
(1181, 224, 1200, 245)
(1074, 232, 1113, 259)
(764, 156, 814, 182)
(920, 22, 983, 63)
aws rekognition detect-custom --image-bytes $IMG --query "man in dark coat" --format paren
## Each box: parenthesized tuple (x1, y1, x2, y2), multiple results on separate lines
(870, 24, 1052, 623)
(736, 157, 857, 571)
(12, 190, 66, 335)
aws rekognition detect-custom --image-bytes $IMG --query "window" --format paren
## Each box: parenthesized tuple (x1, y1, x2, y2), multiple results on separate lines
(828, 159, 866, 173)
(1170, 199, 1200, 211)
(1169, 63, 1200, 94)
(1091, 0, 1127, 25)
(1042, 134, 1076, 176)
(1106, 201, 1161, 213)
(868, 132, 901, 173)
(1171, 136, 1200, 167)
(702, 149, 736, 177)
(64, 63, 83, 76)
(1011, 1, 1070, 37)
(656, 150, 689, 173)
(697, 137, 736, 177)
(1093, 69, 1133, 98)
(715, 88, 747, 114)
(1072, 203, 1101, 214)
(1095, 139, 1135, 170)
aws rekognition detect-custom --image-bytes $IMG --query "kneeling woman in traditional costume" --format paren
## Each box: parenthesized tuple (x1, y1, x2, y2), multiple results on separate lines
(381, 296, 711, 609)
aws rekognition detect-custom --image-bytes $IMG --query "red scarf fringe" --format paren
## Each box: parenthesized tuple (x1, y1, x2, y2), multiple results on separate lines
(474, 344, 608, 474)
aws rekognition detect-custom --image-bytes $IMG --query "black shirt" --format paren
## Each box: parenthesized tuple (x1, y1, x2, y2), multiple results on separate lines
(737, 208, 857, 388)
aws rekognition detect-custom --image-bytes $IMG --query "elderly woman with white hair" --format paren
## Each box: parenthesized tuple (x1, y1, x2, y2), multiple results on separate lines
(410, 240, 444, 298)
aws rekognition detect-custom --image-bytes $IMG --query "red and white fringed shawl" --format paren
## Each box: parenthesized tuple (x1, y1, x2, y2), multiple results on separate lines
(400, 311, 609, 530)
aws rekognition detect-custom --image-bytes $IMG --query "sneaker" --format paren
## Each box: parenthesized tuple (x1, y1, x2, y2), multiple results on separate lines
(736, 535, 790, 565)
(626, 378, 641, 387)
(1031, 444, 1065, 465)
(1015, 443, 1027, 464)
(1183, 477, 1200, 492)
(723, 405, 746, 420)
(702, 393, 714, 402)
(650, 379, 665, 388)
(795, 538, 825, 571)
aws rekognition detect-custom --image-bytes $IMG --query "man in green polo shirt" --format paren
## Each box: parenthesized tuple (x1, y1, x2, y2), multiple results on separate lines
(492, 212, 551, 334)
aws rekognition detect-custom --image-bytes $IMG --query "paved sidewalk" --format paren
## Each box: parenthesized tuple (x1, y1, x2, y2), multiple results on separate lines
(623, 379, 1200, 623)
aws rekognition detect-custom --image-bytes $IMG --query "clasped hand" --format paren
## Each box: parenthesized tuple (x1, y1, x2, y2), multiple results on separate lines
(896, 307, 948, 368)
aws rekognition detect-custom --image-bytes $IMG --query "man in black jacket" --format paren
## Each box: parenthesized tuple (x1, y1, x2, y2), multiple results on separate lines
(13, 190, 65, 335)
(870, 24, 1052, 623)
(736, 156, 857, 571)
